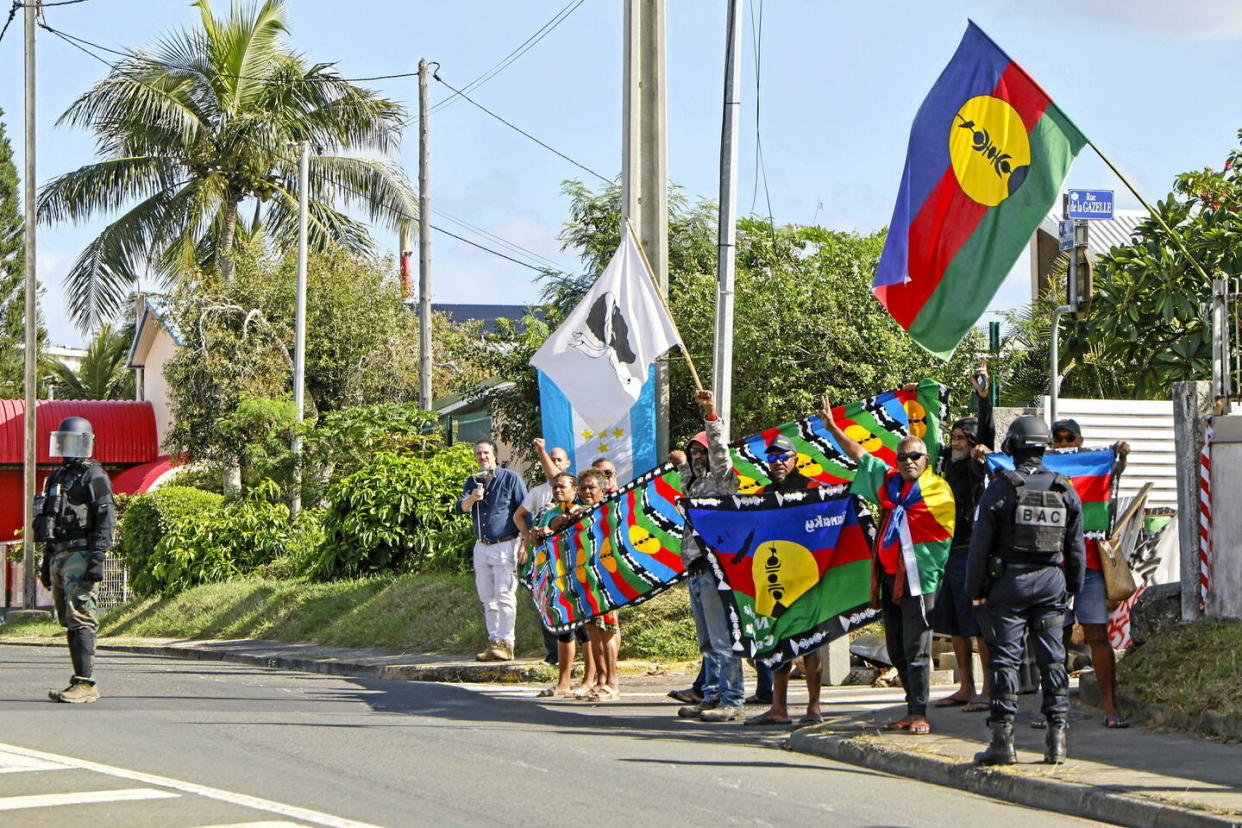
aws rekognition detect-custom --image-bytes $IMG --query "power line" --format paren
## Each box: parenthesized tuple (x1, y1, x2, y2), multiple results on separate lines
(430, 0, 586, 114)
(0, 2, 20, 47)
(431, 70, 612, 184)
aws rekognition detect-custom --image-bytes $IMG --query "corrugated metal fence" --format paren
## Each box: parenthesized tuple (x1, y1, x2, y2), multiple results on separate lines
(3, 542, 130, 615)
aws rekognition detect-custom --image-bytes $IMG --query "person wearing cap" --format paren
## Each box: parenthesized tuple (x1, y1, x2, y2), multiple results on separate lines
(673, 389, 747, 723)
(1047, 418, 1131, 729)
(743, 431, 827, 727)
(591, 457, 620, 493)
(818, 394, 954, 735)
(933, 362, 995, 713)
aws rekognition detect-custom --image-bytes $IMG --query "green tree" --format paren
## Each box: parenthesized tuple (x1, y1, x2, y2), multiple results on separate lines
(37, 0, 415, 329)
(486, 181, 983, 469)
(42, 323, 135, 400)
(0, 107, 36, 393)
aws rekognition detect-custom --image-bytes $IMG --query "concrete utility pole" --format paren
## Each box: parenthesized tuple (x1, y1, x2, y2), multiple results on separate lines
(622, 0, 669, 457)
(22, 0, 39, 609)
(418, 58, 433, 411)
(290, 140, 309, 520)
(711, 0, 743, 434)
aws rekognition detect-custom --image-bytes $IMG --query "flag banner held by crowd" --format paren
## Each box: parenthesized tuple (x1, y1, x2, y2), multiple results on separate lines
(683, 486, 877, 668)
(538, 367, 657, 487)
(530, 225, 681, 431)
(986, 446, 1121, 550)
(522, 381, 946, 632)
(874, 21, 1088, 357)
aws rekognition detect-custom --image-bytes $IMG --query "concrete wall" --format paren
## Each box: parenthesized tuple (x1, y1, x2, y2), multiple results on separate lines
(1174, 382, 1211, 621)
(1207, 414, 1242, 619)
(141, 327, 179, 450)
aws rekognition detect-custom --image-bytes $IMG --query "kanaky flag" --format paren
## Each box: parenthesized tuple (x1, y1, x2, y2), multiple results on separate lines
(531, 226, 680, 431)
(875, 21, 1087, 357)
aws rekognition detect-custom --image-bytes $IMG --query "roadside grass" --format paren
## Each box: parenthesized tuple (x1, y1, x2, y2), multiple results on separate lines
(2, 574, 697, 661)
(1119, 618, 1242, 719)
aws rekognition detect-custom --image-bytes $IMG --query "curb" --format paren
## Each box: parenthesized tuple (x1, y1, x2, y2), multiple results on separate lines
(1079, 674, 1242, 743)
(3, 639, 556, 684)
(787, 729, 1240, 828)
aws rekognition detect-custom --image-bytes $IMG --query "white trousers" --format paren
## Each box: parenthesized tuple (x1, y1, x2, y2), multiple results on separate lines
(473, 538, 519, 645)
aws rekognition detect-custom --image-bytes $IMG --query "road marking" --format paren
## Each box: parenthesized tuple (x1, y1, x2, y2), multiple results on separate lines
(193, 823, 310, 827)
(0, 743, 380, 828)
(0, 788, 178, 811)
(0, 748, 72, 774)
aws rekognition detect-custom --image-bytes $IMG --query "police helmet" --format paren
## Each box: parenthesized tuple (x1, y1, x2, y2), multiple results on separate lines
(49, 416, 95, 459)
(1001, 415, 1051, 455)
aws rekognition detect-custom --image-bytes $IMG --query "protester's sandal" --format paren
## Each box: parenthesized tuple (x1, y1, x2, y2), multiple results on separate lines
(881, 719, 912, 731)
(537, 687, 571, 698)
(744, 711, 792, 726)
(586, 686, 620, 702)
(934, 695, 970, 707)
(1030, 716, 1047, 730)
(797, 713, 824, 726)
(1102, 714, 1130, 729)
(908, 720, 933, 735)
(667, 688, 701, 704)
(962, 701, 990, 713)
(744, 694, 773, 705)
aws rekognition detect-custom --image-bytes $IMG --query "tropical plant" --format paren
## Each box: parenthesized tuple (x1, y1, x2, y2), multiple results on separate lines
(37, 0, 415, 329)
(42, 323, 135, 400)
(0, 107, 42, 391)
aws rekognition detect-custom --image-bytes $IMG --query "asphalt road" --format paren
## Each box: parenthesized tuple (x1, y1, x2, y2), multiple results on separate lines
(0, 644, 1098, 827)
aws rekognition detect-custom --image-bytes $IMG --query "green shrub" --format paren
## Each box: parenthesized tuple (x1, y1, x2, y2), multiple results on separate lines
(117, 486, 224, 591)
(315, 444, 475, 579)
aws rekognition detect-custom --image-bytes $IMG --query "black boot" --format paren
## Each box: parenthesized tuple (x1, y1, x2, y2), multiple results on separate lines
(974, 720, 1017, 765)
(1044, 719, 1067, 764)
(68, 627, 96, 682)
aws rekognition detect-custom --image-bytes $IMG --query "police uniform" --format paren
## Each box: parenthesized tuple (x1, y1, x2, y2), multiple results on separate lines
(966, 441, 1085, 764)
(35, 419, 116, 703)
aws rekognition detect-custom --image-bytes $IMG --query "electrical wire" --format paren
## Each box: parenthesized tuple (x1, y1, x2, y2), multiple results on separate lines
(429, 0, 586, 113)
(0, 1, 21, 47)
(431, 70, 612, 184)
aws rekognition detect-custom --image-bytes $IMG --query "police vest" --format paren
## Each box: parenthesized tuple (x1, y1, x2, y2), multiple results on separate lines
(33, 461, 104, 543)
(1000, 469, 1071, 564)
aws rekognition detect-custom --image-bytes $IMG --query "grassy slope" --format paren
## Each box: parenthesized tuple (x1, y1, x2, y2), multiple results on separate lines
(3, 574, 699, 661)
(1118, 618, 1242, 719)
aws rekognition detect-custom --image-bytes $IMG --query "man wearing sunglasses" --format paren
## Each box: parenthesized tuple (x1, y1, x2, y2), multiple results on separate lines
(591, 458, 621, 494)
(818, 396, 954, 736)
(743, 434, 823, 727)
(1049, 418, 1131, 730)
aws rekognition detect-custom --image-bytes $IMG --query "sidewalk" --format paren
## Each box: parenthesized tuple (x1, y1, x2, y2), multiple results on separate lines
(6, 635, 1239, 827)
(790, 683, 1242, 828)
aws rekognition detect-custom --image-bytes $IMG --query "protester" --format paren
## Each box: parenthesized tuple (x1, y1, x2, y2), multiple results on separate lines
(744, 433, 826, 727)
(1047, 418, 1131, 729)
(37, 417, 115, 703)
(457, 439, 527, 662)
(591, 457, 620, 493)
(531, 471, 595, 698)
(968, 416, 1085, 765)
(672, 390, 747, 723)
(551, 468, 621, 700)
(933, 362, 995, 713)
(515, 438, 572, 664)
(819, 395, 954, 735)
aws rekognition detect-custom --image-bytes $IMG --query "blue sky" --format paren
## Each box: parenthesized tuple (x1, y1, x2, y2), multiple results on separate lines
(1, 0, 1240, 348)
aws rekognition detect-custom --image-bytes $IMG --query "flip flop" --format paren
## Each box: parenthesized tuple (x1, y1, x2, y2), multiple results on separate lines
(744, 711, 793, 726)
(908, 720, 932, 735)
(934, 696, 969, 707)
(797, 713, 824, 726)
(881, 719, 912, 731)
(962, 701, 990, 713)
(1030, 716, 1047, 730)
(1102, 714, 1130, 729)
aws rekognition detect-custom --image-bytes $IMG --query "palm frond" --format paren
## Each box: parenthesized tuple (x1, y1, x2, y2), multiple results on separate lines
(38, 156, 183, 224)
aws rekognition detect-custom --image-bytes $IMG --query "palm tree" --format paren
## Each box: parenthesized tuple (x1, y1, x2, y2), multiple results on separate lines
(43, 323, 135, 400)
(38, 0, 416, 330)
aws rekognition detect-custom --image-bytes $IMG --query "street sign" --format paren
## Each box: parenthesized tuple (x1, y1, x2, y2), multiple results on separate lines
(1058, 219, 1075, 251)
(1066, 189, 1114, 220)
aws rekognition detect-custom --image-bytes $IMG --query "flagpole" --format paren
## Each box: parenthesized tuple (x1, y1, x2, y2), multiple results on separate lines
(1086, 140, 1215, 284)
(623, 216, 705, 392)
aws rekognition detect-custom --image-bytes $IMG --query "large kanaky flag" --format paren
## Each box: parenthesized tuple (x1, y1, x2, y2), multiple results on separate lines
(531, 226, 680, 431)
(874, 21, 1087, 358)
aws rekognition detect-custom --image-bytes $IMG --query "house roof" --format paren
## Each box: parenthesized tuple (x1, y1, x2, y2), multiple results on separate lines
(0, 400, 160, 464)
(1038, 208, 1149, 257)
(127, 294, 184, 369)
(432, 303, 539, 334)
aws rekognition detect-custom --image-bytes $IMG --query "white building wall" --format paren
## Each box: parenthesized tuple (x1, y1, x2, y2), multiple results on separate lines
(142, 328, 179, 449)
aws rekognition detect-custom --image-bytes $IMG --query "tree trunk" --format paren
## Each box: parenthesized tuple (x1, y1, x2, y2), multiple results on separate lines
(218, 199, 239, 278)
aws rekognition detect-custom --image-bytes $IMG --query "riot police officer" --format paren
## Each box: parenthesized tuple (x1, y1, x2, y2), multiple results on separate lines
(34, 417, 116, 704)
(966, 416, 1085, 764)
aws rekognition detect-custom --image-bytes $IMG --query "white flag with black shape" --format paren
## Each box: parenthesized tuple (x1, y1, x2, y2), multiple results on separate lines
(531, 225, 681, 431)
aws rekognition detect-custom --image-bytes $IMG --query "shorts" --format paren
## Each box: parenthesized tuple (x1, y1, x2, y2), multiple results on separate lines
(1066, 568, 1108, 626)
(555, 627, 589, 645)
(933, 551, 980, 638)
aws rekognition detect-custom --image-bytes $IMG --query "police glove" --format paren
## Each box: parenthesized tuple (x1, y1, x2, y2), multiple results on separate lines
(84, 550, 106, 583)
(39, 548, 52, 590)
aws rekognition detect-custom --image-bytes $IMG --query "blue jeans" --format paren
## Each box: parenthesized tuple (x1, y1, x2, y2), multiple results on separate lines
(688, 567, 744, 707)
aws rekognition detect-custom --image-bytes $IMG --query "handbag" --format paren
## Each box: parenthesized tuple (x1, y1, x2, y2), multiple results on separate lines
(1097, 536, 1137, 603)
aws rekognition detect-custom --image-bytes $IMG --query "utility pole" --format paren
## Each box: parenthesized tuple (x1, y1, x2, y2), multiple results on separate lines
(398, 221, 414, 303)
(418, 58, 433, 411)
(622, 0, 668, 455)
(22, 0, 39, 609)
(711, 0, 743, 434)
(290, 139, 309, 520)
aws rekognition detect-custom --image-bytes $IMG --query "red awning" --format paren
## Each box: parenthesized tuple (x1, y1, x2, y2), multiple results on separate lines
(110, 456, 180, 495)
(0, 400, 159, 465)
